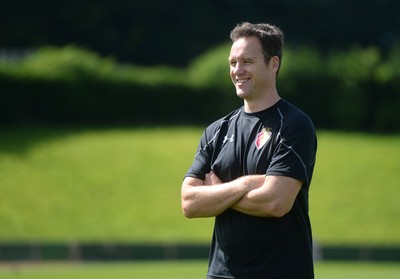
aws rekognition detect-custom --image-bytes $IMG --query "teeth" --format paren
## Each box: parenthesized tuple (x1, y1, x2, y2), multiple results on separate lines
(237, 79, 249, 83)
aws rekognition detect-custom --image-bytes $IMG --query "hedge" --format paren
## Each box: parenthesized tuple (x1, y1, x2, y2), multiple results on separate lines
(1, 44, 399, 132)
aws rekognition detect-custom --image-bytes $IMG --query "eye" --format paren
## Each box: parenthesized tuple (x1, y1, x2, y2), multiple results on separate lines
(230, 61, 237, 67)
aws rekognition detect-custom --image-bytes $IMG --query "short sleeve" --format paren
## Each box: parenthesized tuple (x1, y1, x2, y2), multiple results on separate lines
(184, 123, 220, 180)
(266, 115, 317, 186)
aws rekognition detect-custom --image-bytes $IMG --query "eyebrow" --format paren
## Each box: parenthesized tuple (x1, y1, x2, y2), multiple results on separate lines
(229, 55, 256, 61)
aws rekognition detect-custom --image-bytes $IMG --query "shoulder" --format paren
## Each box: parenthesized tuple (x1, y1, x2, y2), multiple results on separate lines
(204, 107, 242, 135)
(277, 100, 315, 130)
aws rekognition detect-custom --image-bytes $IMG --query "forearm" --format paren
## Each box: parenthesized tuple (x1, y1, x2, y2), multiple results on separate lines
(181, 176, 250, 218)
(230, 175, 277, 217)
(231, 176, 302, 218)
(231, 189, 277, 217)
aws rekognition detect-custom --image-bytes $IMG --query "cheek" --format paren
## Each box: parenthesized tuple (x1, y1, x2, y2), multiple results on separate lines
(230, 69, 235, 80)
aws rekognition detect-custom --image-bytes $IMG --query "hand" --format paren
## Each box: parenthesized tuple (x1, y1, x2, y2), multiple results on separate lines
(204, 171, 223, 186)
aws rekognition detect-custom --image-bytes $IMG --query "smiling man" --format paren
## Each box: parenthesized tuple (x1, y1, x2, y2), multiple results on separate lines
(181, 22, 317, 279)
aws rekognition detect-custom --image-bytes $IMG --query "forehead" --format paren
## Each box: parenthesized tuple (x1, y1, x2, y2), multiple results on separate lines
(229, 36, 263, 59)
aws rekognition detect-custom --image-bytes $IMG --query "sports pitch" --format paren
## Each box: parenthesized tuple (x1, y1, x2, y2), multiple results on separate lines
(0, 261, 399, 279)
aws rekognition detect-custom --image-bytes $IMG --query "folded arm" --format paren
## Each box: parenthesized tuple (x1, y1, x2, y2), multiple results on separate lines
(181, 172, 264, 218)
(231, 175, 303, 217)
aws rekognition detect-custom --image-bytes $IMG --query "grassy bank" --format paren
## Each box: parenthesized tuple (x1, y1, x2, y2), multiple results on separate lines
(0, 127, 399, 245)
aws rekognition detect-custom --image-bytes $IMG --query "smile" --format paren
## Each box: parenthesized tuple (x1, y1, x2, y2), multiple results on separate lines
(236, 78, 251, 83)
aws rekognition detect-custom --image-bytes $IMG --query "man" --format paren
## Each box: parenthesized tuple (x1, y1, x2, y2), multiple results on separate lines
(181, 22, 317, 279)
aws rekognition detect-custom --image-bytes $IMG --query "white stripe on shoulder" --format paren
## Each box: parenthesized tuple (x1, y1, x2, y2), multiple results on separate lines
(195, 110, 241, 157)
(277, 107, 309, 184)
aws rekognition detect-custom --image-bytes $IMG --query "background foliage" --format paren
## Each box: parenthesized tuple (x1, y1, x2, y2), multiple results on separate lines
(1, 44, 399, 132)
(2, 0, 399, 66)
(1, 1, 400, 131)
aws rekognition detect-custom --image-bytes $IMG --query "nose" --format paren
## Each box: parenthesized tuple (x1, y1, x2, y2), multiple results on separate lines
(232, 62, 244, 75)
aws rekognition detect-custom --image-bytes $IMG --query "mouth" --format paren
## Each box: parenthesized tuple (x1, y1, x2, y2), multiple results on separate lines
(236, 78, 251, 84)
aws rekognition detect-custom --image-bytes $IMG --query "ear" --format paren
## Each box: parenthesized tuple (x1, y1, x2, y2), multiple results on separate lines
(271, 56, 280, 71)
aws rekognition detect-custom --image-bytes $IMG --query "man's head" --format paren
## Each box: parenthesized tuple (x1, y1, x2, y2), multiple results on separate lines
(230, 22, 284, 75)
(228, 23, 284, 106)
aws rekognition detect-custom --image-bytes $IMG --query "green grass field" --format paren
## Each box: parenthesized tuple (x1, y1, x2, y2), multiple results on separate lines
(0, 127, 399, 245)
(0, 261, 400, 279)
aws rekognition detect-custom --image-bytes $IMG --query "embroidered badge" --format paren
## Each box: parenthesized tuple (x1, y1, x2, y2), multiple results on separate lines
(255, 128, 272, 149)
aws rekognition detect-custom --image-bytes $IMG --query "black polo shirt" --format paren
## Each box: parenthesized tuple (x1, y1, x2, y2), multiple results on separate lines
(185, 99, 317, 279)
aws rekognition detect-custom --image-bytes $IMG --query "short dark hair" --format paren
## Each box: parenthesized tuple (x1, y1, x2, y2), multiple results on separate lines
(230, 22, 284, 74)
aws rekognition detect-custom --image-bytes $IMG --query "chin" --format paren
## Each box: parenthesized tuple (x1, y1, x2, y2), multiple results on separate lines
(236, 90, 248, 99)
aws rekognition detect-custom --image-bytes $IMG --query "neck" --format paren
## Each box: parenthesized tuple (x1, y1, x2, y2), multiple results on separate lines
(243, 89, 281, 113)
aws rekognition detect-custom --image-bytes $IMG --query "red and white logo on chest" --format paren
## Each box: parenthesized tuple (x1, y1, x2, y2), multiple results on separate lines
(255, 127, 272, 149)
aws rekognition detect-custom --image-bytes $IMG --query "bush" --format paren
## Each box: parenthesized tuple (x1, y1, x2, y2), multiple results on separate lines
(0, 45, 225, 125)
(187, 43, 232, 89)
(1, 44, 400, 132)
(278, 45, 400, 132)
(0, 45, 116, 82)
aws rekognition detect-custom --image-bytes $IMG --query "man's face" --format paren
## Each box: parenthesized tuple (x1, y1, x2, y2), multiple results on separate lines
(229, 36, 277, 101)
